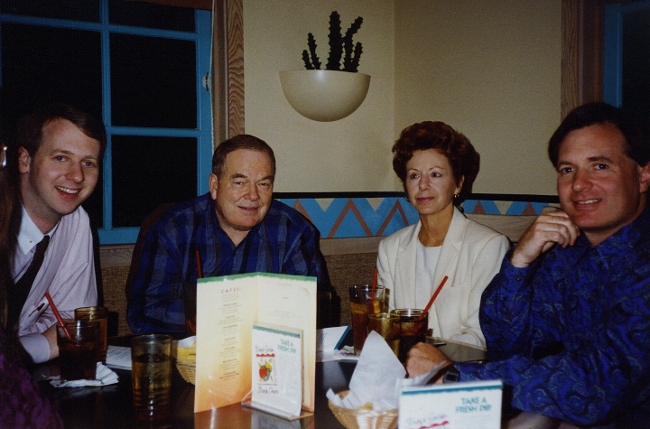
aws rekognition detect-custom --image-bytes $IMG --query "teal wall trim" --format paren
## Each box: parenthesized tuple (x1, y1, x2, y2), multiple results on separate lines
(276, 194, 558, 239)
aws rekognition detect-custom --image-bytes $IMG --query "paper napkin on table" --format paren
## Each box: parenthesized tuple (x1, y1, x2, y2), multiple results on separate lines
(50, 362, 119, 388)
(317, 326, 354, 362)
(106, 345, 132, 370)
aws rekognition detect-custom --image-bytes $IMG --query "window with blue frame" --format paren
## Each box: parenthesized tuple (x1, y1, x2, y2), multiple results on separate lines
(604, 0, 650, 119)
(0, 0, 212, 244)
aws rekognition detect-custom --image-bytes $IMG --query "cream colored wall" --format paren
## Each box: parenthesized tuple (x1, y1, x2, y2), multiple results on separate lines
(395, 0, 561, 195)
(243, 0, 396, 192)
(244, 0, 561, 195)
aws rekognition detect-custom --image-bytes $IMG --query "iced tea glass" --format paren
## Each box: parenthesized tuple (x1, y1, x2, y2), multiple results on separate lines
(392, 308, 428, 363)
(131, 334, 172, 422)
(57, 320, 100, 381)
(348, 284, 386, 354)
(75, 306, 108, 364)
(367, 312, 401, 357)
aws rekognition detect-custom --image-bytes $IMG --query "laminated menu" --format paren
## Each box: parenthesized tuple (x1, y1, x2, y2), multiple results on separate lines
(194, 273, 317, 414)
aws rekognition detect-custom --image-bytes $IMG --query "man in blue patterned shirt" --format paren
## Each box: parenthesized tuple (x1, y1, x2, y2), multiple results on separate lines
(406, 102, 650, 428)
(127, 134, 331, 334)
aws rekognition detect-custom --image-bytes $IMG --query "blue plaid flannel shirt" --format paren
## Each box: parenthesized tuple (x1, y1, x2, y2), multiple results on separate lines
(127, 193, 331, 334)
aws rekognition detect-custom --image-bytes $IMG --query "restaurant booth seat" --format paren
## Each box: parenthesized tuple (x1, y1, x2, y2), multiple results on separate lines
(99, 203, 381, 336)
(99, 245, 377, 336)
(99, 208, 534, 337)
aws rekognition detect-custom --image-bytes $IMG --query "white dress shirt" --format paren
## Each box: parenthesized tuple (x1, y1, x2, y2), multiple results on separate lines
(12, 205, 98, 363)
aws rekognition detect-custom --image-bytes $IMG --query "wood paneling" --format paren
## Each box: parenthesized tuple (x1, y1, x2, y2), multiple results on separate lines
(212, 0, 245, 143)
(561, 0, 609, 118)
(225, 0, 245, 137)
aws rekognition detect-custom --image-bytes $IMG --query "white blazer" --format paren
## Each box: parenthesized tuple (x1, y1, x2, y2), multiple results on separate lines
(376, 206, 509, 347)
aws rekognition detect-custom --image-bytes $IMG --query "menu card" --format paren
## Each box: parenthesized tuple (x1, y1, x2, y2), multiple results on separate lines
(247, 323, 303, 419)
(194, 272, 317, 414)
(399, 380, 503, 429)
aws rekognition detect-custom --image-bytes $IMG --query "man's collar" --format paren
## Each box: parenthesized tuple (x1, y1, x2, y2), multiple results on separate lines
(17, 204, 59, 255)
(590, 201, 650, 250)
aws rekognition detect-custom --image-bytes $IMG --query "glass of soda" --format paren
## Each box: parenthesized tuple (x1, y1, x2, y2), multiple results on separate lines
(57, 320, 100, 381)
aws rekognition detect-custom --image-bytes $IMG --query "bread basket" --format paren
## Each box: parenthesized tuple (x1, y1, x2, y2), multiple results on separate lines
(175, 340, 196, 384)
(328, 390, 398, 429)
(175, 361, 196, 384)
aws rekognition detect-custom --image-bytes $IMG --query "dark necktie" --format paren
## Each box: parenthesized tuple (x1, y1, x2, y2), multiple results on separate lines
(7, 235, 50, 330)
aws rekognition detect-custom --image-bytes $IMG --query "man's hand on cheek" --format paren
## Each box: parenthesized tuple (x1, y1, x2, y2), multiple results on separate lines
(510, 209, 580, 268)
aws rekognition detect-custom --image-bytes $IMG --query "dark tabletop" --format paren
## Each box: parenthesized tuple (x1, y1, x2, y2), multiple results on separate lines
(36, 334, 486, 428)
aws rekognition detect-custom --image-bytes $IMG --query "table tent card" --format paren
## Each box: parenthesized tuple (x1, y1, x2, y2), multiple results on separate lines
(399, 380, 503, 429)
(194, 272, 317, 415)
(246, 322, 303, 419)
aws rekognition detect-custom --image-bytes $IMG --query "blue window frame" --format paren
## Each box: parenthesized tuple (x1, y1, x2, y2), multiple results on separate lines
(0, 0, 213, 244)
(604, 0, 650, 118)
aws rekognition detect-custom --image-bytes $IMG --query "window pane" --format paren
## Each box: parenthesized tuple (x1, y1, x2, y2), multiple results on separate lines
(622, 9, 650, 119)
(82, 172, 104, 229)
(1, 23, 103, 128)
(110, 33, 197, 128)
(109, 0, 195, 32)
(0, 0, 100, 21)
(112, 135, 197, 228)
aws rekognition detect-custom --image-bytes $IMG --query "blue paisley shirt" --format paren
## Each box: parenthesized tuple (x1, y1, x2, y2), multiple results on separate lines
(456, 205, 650, 428)
(127, 193, 331, 334)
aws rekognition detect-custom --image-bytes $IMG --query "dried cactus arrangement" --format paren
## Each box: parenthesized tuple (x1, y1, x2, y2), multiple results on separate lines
(302, 11, 364, 73)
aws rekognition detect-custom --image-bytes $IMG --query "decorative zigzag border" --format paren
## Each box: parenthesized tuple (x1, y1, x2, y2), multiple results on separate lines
(276, 193, 559, 239)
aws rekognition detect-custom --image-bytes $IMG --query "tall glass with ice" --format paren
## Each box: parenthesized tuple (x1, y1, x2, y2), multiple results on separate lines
(75, 306, 108, 364)
(348, 284, 386, 354)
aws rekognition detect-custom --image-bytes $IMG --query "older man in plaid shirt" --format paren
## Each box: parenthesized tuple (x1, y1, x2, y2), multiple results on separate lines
(127, 134, 330, 334)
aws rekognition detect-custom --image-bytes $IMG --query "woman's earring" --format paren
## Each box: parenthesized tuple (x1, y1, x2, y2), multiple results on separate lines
(453, 193, 459, 199)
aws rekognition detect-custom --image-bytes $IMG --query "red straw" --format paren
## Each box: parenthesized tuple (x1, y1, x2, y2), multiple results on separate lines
(44, 292, 72, 341)
(195, 249, 203, 279)
(371, 269, 378, 299)
(419, 275, 449, 320)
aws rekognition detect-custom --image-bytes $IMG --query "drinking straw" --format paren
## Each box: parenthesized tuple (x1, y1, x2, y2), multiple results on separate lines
(195, 249, 203, 279)
(44, 292, 72, 341)
(418, 275, 449, 320)
(371, 268, 378, 298)
(369, 269, 381, 313)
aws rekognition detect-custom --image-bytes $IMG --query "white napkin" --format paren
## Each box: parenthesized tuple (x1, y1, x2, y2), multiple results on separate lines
(317, 327, 352, 362)
(177, 335, 196, 348)
(50, 362, 119, 388)
(106, 345, 132, 370)
(326, 331, 447, 411)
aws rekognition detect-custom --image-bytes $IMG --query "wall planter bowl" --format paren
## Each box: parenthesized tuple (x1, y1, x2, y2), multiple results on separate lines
(279, 70, 371, 122)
